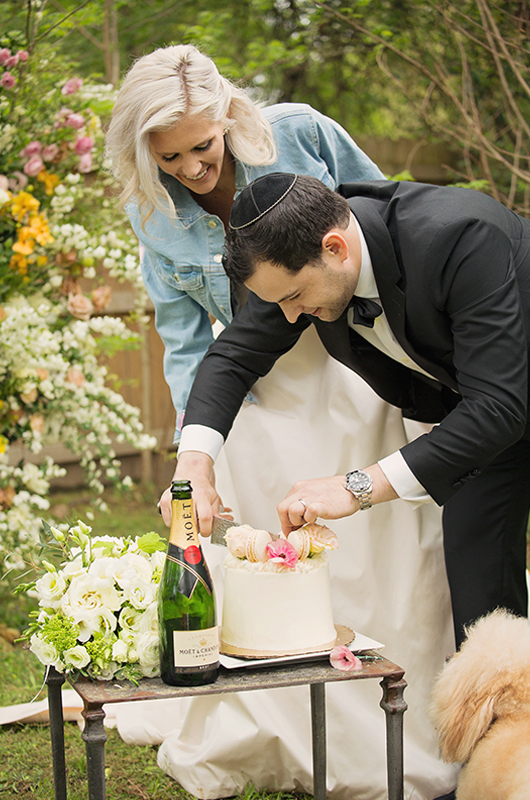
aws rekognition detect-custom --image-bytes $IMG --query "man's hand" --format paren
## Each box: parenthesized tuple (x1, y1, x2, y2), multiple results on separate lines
(158, 450, 232, 535)
(277, 464, 398, 536)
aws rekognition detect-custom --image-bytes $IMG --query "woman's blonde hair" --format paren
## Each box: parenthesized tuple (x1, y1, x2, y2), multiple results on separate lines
(105, 44, 277, 221)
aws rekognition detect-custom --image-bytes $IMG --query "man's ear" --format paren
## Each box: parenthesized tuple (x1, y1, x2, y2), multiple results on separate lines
(322, 230, 349, 261)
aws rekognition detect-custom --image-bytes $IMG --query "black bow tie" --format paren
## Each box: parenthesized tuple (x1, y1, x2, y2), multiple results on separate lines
(348, 296, 382, 328)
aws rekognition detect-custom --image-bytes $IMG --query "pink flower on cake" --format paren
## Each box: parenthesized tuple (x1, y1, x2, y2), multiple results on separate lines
(330, 646, 362, 672)
(266, 539, 299, 569)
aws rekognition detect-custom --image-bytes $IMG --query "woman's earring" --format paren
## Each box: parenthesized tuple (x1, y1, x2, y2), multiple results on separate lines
(223, 127, 229, 135)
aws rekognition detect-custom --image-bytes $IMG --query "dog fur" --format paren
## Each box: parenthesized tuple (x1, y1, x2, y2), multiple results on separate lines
(430, 609, 530, 799)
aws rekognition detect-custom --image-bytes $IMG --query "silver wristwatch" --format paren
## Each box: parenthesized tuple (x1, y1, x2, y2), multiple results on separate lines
(344, 470, 373, 510)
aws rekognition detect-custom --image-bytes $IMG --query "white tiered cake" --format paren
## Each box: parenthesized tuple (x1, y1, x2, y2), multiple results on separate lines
(220, 522, 348, 657)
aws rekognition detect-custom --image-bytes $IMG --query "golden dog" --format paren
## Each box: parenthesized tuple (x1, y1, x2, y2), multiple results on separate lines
(430, 609, 530, 799)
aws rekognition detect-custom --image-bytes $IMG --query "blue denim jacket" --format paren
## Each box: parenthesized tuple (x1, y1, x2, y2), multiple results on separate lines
(126, 103, 384, 442)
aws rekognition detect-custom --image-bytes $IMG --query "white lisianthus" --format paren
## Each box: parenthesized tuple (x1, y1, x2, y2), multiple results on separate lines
(74, 606, 119, 643)
(63, 645, 91, 669)
(35, 570, 68, 607)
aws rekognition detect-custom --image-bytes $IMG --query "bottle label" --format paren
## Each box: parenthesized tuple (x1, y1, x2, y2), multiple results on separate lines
(172, 626, 219, 668)
(169, 498, 199, 549)
(166, 543, 213, 599)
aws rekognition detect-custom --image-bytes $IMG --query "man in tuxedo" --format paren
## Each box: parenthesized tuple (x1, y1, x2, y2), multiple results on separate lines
(174, 173, 530, 660)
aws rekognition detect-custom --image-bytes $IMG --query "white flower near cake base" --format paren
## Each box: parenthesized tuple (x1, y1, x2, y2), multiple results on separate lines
(136, 630, 160, 677)
(30, 633, 62, 669)
(63, 644, 91, 670)
(20, 521, 168, 682)
(34, 570, 67, 608)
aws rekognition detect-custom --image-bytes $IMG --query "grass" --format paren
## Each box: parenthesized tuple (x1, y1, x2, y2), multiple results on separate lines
(0, 485, 311, 800)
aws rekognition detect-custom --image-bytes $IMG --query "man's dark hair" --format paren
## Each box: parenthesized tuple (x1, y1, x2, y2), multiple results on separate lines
(223, 174, 351, 283)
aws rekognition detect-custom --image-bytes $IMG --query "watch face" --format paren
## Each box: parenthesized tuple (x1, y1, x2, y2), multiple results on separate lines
(346, 471, 372, 493)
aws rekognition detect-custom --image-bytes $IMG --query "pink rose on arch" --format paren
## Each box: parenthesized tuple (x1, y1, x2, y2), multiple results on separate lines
(67, 292, 93, 321)
(0, 49, 11, 65)
(78, 153, 92, 174)
(266, 539, 299, 569)
(21, 140, 42, 158)
(8, 171, 28, 191)
(1, 72, 16, 90)
(23, 155, 44, 177)
(329, 646, 363, 672)
(5, 54, 19, 69)
(65, 367, 85, 388)
(61, 77, 83, 95)
(42, 144, 59, 162)
(17, 50, 29, 62)
(74, 136, 93, 155)
(65, 113, 85, 130)
(91, 285, 112, 312)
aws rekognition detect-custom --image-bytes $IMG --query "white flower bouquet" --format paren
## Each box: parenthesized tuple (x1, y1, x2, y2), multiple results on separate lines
(17, 520, 167, 683)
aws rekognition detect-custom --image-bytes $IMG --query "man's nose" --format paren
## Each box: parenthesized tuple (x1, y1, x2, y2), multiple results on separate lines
(280, 302, 301, 323)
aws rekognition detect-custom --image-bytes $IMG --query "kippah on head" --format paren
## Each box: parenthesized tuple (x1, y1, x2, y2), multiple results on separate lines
(229, 172, 298, 230)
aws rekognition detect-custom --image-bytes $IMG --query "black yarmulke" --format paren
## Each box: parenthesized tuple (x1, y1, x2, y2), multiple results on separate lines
(229, 172, 298, 230)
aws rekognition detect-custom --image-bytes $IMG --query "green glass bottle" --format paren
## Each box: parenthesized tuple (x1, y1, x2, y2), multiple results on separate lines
(158, 480, 219, 686)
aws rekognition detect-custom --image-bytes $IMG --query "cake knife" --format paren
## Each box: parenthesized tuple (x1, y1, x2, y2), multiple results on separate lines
(209, 517, 280, 547)
(209, 516, 238, 547)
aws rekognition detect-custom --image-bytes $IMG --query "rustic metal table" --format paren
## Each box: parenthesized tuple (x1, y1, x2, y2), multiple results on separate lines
(46, 652, 407, 800)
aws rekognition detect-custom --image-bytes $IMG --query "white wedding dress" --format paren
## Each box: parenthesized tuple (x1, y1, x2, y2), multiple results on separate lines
(116, 327, 460, 799)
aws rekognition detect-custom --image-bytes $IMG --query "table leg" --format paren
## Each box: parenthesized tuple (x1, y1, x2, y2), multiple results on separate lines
(310, 682, 327, 800)
(46, 666, 68, 800)
(81, 702, 107, 800)
(380, 676, 407, 800)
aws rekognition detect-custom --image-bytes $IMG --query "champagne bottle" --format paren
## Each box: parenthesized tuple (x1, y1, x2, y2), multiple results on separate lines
(158, 480, 219, 686)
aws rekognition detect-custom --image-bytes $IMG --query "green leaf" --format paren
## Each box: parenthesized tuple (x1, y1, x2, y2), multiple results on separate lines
(136, 531, 167, 554)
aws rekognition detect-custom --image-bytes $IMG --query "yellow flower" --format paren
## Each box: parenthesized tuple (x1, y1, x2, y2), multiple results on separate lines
(10, 253, 28, 274)
(0, 435, 8, 454)
(28, 213, 54, 246)
(12, 227, 35, 255)
(37, 170, 60, 196)
(11, 191, 40, 221)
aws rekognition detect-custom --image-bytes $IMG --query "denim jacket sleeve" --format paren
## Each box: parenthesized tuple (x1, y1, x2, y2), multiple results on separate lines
(139, 242, 217, 441)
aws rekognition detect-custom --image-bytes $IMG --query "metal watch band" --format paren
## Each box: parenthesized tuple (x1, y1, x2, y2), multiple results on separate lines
(356, 490, 372, 511)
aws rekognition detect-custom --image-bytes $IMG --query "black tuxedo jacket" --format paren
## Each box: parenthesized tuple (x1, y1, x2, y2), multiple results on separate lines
(184, 181, 530, 505)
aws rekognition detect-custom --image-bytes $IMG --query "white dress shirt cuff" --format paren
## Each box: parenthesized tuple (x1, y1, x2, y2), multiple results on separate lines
(178, 424, 225, 463)
(378, 450, 433, 509)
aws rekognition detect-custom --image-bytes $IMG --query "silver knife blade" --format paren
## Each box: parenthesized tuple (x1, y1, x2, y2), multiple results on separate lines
(209, 516, 240, 547)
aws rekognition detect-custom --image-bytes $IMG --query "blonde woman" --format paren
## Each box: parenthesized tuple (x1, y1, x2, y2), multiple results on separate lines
(106, 45, 456, 800)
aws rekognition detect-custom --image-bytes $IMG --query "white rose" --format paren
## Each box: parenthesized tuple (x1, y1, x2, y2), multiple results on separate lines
(35, 571, 68, 607)
(30, 634, 60, 667)
(63, 645, 90, 669)
(138, 601, 158, 634)
(122, 580, 155, 610)
(135, 630, 160, 676)
(63, 573, 122, 615)
(113, 553, 152, 588)
(112, 638, 128, 663)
